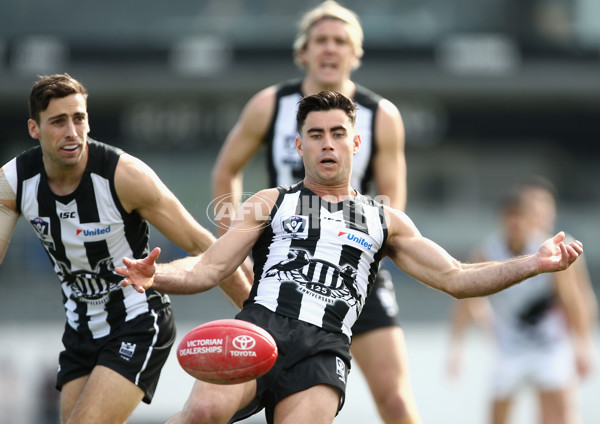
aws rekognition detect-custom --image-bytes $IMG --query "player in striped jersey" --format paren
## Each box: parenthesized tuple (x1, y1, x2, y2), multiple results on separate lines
(0, 73, 251, 424)
(118, 91, 583, 424)
(210, 2, 417, 423)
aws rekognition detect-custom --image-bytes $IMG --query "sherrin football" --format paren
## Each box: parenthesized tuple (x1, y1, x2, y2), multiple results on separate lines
(177, 319, 278, 384)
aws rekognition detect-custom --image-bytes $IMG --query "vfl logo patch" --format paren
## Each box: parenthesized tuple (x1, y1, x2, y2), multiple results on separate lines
(31, 217, 49, 236)
(30, 217, 54, 249)
(282, 215, 308, 239)
(338, 231, 373, 250)
(119, 342, 136, 360)
(336, 357, 346, 383)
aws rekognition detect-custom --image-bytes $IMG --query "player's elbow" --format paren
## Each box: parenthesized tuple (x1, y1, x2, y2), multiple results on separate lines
(211, 163, 238, 188)
(436, 274, 473, 299)
(448, 290, 471, 300)
(430, 272, 471, 299)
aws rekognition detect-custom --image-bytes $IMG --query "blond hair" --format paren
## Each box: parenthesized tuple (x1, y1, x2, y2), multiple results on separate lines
(293, 1, 364, 70)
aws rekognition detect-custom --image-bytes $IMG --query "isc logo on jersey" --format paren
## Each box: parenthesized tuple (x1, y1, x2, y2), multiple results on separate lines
(338, 231, 373, 250)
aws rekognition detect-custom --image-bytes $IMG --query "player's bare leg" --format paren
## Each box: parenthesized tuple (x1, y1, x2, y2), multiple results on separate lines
(60, 375, 88, 423)
(61, 365, 144, 424)
(170, 379, 257, 424)
(272, 384, 340, 424)
(539, 387, 579, 424)
(351, 327, 421, 423)
(491, 398, 512, 424)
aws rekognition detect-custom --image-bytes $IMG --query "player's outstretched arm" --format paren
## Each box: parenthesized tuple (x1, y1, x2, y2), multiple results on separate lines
(116, 222, 257, 296)
(117, 189, 277, 298)
(384, 208, 583, 299)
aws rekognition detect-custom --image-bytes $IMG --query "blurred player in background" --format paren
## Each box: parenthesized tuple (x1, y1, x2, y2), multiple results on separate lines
(446, 178, 596, 424)
(0, 73, 251, 424)
(210, 2, 420, 423)
(518, 176, 597, 334)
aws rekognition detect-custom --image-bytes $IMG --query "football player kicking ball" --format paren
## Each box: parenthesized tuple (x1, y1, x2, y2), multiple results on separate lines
(117, 91, 583, 424)
(211, 2, 416, 423)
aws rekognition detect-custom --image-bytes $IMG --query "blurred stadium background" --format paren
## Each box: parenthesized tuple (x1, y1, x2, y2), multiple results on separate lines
(1, 1, 599, 423)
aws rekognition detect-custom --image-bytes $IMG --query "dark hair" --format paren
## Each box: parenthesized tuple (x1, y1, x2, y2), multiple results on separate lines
(517, 175, 558, 201)
(296, 90, 357, 134)
(29, 73, 88, 123)
(498, 188, 525, 213)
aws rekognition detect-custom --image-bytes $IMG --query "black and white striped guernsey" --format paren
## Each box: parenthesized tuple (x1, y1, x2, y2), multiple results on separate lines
(248, 182, 388, 340)
(4, 139, 169, 339)
(265, 79, 380, 194)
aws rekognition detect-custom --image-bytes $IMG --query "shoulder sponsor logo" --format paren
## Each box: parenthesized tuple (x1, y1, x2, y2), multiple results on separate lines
(338, 231, 372, 250)
(76, 225, 111, 236)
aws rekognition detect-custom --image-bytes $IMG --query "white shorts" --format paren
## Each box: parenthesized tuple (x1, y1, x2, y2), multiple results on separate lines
(490, 339, 575, 399)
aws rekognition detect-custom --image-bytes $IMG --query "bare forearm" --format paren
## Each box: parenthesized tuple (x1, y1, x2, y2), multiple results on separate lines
(445, 255, 539, 298)
(152, 256, 222, 295)
(217, 268, 252, 309)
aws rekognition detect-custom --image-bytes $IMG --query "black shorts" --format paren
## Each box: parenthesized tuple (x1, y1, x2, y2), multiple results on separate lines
(351, 268, 400, 336)
(230, 304, 352, 424)
(56, 305, 175, 404)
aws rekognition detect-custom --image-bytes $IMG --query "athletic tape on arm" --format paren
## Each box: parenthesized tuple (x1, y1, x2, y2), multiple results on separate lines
(0, 170, 19, 242)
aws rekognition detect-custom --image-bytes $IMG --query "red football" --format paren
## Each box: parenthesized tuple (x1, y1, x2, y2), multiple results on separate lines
(177, 319, 278, 384)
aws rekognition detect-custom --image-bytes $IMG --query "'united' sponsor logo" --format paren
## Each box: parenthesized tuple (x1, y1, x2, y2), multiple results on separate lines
(76, 225, 111, 236)
(338, 231, 372, 250)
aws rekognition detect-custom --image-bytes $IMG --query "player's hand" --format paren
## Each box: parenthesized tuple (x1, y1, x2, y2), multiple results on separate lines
(574, 336, 596, 379)
(116, 247, 161, 293)
(445, 343, 462, 380)
(536, 232, 583, 273)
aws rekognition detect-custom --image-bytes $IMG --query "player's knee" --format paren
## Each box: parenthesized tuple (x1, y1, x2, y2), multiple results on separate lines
(378, 391, 420, 423)
(180, 401, 226, 424)
(381, 393, 408, 416)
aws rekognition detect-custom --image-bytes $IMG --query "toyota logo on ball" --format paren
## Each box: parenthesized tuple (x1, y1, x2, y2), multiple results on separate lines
(232, 335, 256, 350)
